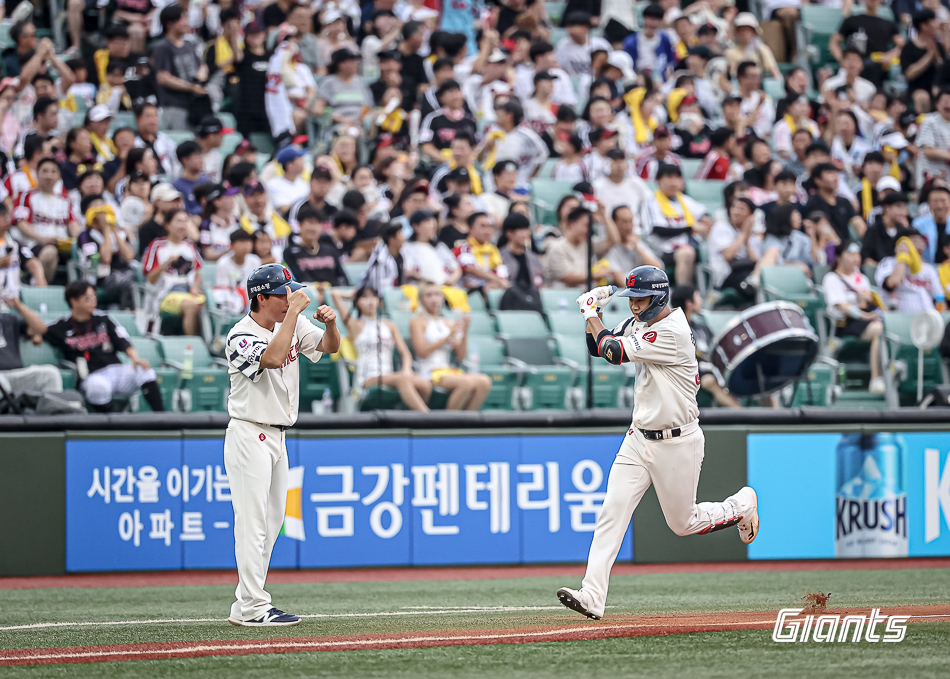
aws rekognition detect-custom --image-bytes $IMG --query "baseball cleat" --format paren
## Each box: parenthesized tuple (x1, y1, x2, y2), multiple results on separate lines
(228, 607, 300, 626)
(556, 587, 601, 620)
(736, 486, 759, 544)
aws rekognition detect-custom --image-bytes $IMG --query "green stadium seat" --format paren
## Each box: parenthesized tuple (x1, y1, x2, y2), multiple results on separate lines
(249, 133, 275, 155)
(108, 311, 140, 337)
(20, 340, 61, 367)
(679, 158, 703, 179)
(158, 336, 229, 412)
(462, 310, 496, 337)
(801, 5, 844, 33)
(467, 335, 518, 410)
(20, 286, 69, 315)
(495, 310, 548, 337)
(129, 337, 163, 366)
(547, 310, 584, 336)
(220, 132, 244, 157)
(787, 359, 837, 407)
(762, 78, 785, 102)
(387, 310, 413, 338)
(530, 179, 574, 226)
(697, 310, 735, 337)
(685, 179, 726, 210)
(554, 333, 628, 408)
(486, 288, 505, 310)
(343, 261, 369, 285)
(759, 266, 823, 329)
(540, 288, 584, 312)
(881, 312, 945, 407)
(165, 131, 196, 146)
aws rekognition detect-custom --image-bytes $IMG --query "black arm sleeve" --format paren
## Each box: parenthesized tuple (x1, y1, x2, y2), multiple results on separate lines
(105, 316, 132, 354)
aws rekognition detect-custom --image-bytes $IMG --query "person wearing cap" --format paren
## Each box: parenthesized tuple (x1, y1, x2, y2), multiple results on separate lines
(634, 126, 683, 181)
(137, 183, 186, 257)
(771, 95, 818, 163)
(462, 47, 512, 126)
(76, 194, 135, 309)
(83, 105, 115, 163)
(724, 12, 781, 81)
(419, 79, 478, 162)
(514, 40, 578, 107)
(267, 145, 310, 213)
(593, 147, 652, 220)
(482, 99, 550, 191)
(622, 4, 676, 81)
(314, 49, 373, 129)
(669, 92, 713, 159)
(199, 183, 241, 262)
(734, 61, 776, 141)
(195, 115, 229, 183)
(173, 141, 213, 216)
(152, 4, 206, 131)
(238, 181, 290, 263)
(211, 229, 262, 315)
(556, 11, 612, 76)
(875, 226, 945, 312)
(643, 163, 711, 285)
(822, 240, 886, 394)
(861, 190, 913, 266)
(913, 185, 950, 263)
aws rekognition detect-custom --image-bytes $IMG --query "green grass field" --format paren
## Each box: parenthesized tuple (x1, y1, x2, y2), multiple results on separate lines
(2, 567, 949, 678)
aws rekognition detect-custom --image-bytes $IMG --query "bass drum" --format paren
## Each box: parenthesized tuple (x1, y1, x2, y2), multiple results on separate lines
(710, 301, 819, 397)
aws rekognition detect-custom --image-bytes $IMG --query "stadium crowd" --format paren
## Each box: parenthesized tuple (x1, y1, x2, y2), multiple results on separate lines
(1, 0, 950, 413)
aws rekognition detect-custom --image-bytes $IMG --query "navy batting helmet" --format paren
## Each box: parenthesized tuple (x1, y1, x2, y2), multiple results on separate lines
(616, 265, 670, 321)
(246, 263, 304, 300)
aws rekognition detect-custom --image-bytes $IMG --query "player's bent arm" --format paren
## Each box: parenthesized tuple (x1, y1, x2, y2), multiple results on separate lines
(260, 312, 302, 369)
(315, 319, 341, 354)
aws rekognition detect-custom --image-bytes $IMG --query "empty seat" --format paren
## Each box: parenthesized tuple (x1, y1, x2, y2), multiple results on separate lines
(21, 286, 69, 315)
(495, 310, 549, 337)
(540, 287, 584, 312)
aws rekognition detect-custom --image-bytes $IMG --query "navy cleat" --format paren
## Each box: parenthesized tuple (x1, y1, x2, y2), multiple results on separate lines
(229, 607, 301, 627)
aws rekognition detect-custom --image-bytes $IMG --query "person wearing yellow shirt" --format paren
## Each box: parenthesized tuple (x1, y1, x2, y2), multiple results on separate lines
(454, 211, 510, 292)
(643, 163, 711, 285)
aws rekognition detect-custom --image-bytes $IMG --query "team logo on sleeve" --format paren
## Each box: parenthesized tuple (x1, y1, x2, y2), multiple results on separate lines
(643, 331, 657, 343)
(259, 433, 266, 441)
(239, 338, 248, 350)
(695, 374, 701, 386)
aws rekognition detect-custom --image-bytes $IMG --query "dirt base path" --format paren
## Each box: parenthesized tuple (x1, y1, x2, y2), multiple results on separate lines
(3, 605, 948, 667)
(5, 558, 950, 590)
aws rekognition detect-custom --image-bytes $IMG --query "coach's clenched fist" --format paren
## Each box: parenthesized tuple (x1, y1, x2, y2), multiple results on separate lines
(313, 305, 337, 324)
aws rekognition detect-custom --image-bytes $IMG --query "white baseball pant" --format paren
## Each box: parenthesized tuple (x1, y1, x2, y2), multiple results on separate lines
(224, 418, 288, 621)
(0, 365, 63, 393)
(83, 364, 157, 405)
(580, 421, 750, 618)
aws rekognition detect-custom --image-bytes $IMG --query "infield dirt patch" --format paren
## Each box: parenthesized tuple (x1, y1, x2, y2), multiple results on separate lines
(3, 605, 948, 667)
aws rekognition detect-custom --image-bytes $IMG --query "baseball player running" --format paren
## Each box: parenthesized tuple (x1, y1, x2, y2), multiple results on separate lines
(557, 265, 758, 620)
(225, 263, 340, 626)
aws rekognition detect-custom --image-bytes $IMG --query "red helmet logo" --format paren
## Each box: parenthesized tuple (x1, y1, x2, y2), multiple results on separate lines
(627, 273, 637, 288)
(283, 268, 292, 280)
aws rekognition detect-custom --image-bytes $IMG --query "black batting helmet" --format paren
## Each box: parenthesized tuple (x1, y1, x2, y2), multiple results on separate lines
(616, 265, 670, 321)
(246, 263, 304, 300)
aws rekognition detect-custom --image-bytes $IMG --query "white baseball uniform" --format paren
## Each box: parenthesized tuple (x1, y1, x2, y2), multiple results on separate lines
(224, 312, 324, 621)
(580, 307, 753, 618)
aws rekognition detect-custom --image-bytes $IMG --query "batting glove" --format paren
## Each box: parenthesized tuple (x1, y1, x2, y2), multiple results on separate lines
(590, 285, 618, 309)
(576, 291, 601, 319)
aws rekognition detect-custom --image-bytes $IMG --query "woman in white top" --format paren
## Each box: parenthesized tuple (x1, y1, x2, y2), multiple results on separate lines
(333, 287, 432, 410)
(821, 240, 885, 394)
(402, 210, 461, 286)
(409, 282, 491, 410)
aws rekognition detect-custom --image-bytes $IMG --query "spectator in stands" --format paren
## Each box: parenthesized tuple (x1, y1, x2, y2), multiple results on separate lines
(419, 79, 478, 162)
(138, 183, 188, 258)
(287, 3, 321, 74)
(232, 21, 270, 138)
(134, 102, 178, 179)
(735, 61, 775, 140)
(410, 282, 491, 410)
(514, 40, 577, 107)
(332, 285, 431, 410)
(0, 291, 61, 396)
(671, 284, 741, 408)
(1, 202, 45, 293)
(759, 169, 799, 214)
(823, 241, 886, 394)
(404, 209, 461, 286)
(142, 208, 206, 336)
(253, 230, 278, 266)
(0, 77, 21, 156)
(240, 181, 291, 262)
(20, 97, 59, 158)
(856, 152, 887, 222)
(288, 165, 338, 226)
(283, 205, 350, 286)
(315, 8, 359, 71)
(643, 163, 710, 285)
(543, 204, 615, 288)
(194, 116, 227, 183)
(606, 205, 662, 285)
(360, 221, 407, 294)
(43, 281, 163, 412)
(593, 148, 651, 219)
(783, 128, 814, 178)
(831, 0, 903, 90)
(709, 196, 770, 296)
(754, 203, 813, 277)
(635, 126, 682, 180)
(915, 88, 950, 187)
(914, 185, 950, 263)
(556, 12, 609, 76)
(831, 111, 871, 186)
(823, 47, 876, 106)
(173, 141, 213, 216)
(430, 130, 480, 198)
(484, 100, 550, 190)
(454, 211, 510, 292)
(439, 193, 474, 250)
(14, 158, 80, 284)
(315, 49, 374, 130)
(102, 127, 136, 191)
(772, 96, 818, 163)
(59, 127, 95, 192)
(267, 145, 310, 214)
(724, 13, 781, 81)
(199, 183, 240, 262)
(803, 163, 866, 241)
(153, 4, 206, 131)
(118, 171, 150, 235)
(499, 212, 544, 293)
(397, 21, 431, 98)
(339, 189, 381, 261)
(212, 229, 261, 315)
(901, 10, 946, 115)
(551, 133, 586, 183)
(622, 3, 674, 81)
(695, 128, 738, 181)
(580, 124, 618, 183)
(114, 147, 158, 202)
(524, 71, 559, 139)
(876, 228, 944, 311)
(479, 160, 518, 226)
(76, 196, 135, 310)
(863, 192, 913, 267)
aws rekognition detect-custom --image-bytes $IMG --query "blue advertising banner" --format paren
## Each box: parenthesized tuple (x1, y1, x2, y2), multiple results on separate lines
(65, 433, 631, 571)
(748, 432, 950, 559)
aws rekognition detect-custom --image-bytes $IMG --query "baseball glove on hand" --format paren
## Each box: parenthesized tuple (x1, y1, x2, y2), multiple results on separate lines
(576, 285, 617, 318)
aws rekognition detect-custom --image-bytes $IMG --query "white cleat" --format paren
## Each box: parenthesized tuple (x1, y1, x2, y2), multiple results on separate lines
(556, 587, 602, 620)
(736, 486, 759, 544)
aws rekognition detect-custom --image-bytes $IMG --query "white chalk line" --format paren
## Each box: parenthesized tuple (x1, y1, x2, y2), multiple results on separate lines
(0, 606, 563, 632)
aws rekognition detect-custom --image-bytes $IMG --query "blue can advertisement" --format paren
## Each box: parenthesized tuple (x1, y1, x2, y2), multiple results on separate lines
(747, 432, 950, 559)
(65, 434, 632, 571)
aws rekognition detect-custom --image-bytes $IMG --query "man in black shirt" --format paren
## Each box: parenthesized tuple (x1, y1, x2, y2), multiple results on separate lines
(43, 281, 165, 412)
(152, 4, 205, 131)
(287, 166, 339, 228)
(862, 192, 912, 266)
(0, 294, 62, 395)
(397, 21, 429, 96)
(340, 190, 381, 260)
(370, 49, 415, 108)
(831, 0, 903, 88)
(283, 206, 350, 286)
(803, 162, 867, 242)
(499, 213, 544, 295)
(900, 10, 946, 114)
(419, 79, 478, 162)
(262, 0, 296, 28)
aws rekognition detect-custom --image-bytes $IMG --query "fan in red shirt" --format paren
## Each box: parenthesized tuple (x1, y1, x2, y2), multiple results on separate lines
(13, 158, 79, 285)
(635, 127, 682, 180)
(694, 128, 737, 181)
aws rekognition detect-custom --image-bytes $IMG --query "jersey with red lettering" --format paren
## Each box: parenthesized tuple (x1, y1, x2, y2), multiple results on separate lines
(225, 312, 325, 426)
(14, 188, 76, 246)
